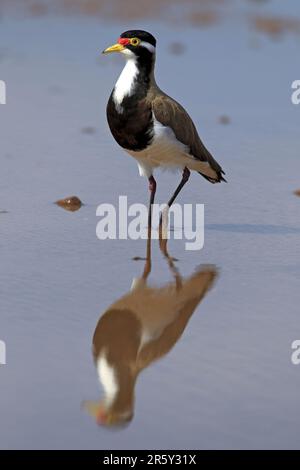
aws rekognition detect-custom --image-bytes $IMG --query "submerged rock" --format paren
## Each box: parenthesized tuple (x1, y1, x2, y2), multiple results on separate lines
(168, 42, 186, 56)
(218, 115, 231, 125)
(294, 190, 300, 197)
(56, 196, 82, 212)
(81, 126, 96, 135)
(252, 15, 300, 39)
(188, 10, 219, 28)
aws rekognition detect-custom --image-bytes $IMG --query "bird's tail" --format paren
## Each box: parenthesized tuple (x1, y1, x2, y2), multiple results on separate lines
(195, 147, 227, 183)
(177, 265, 218, 304)
(199, 169, 227, 184)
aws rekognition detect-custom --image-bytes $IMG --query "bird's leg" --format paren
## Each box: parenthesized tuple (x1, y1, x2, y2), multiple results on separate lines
(148, 175, 157, 235)
(163, 248, 183, 291)
(167, 167, 191, 209)
(159, 167, 190, 255)
(133, 176, 157, 273)
(142, 175, 156, 277)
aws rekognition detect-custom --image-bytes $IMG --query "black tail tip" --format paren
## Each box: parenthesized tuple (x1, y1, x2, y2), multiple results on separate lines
(199, 171, 227, 184)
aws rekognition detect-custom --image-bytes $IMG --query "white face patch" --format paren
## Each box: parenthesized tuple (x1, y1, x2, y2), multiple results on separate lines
(97, 354, 118, 407)
(113, 55, 138, 113)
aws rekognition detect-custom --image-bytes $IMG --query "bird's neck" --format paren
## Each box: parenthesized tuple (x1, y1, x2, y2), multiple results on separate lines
(113, 55, 156, 111)
(97, 354, 119, 407)
(97, 355, 135, 416)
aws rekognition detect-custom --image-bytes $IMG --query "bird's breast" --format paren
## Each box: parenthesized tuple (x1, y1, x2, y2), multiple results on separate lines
(106, 93, 154, 152)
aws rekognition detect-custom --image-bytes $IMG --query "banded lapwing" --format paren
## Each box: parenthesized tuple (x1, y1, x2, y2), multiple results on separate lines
(102, 30, 226, 236)
(83, 254, 217, 427)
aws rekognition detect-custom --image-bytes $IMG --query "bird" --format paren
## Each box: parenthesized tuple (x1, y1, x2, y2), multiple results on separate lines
(83, 255, 218, 428)
(102, 30, 226, 224)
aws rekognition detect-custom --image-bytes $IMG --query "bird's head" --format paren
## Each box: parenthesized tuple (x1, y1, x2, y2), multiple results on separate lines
(82, 400, 133, 430)
(102, 30, 156, 62)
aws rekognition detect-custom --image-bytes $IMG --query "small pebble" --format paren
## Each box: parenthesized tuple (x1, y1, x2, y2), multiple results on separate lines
(56, 196, 82, 212)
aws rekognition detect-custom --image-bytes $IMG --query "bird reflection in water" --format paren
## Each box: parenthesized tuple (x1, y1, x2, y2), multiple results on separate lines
(83, 235, 218, 428)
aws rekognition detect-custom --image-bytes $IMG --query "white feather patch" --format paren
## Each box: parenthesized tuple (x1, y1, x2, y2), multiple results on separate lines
(137, 161, 153, 178)
(113, 57, 138, 112)
(129, 116, 188, 172)
(97, 354, 118, 406)
(129, 116, 216, 179)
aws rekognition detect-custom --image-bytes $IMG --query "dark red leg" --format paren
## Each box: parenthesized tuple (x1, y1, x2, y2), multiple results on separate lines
(133, 175, 157, 270)
(141, 175, 157, 277)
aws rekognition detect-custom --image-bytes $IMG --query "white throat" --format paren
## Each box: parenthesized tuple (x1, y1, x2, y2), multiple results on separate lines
(113, 57, 138, 112)
(97, 354, 118, 406)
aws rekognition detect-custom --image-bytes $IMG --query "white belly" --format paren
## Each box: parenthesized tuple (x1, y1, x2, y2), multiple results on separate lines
(127, 117, 214, 179)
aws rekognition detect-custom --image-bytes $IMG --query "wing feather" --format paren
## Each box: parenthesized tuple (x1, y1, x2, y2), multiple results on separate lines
(150, 90, 226, 182)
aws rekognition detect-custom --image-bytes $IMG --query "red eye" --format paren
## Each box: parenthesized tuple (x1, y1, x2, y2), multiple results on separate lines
(118, 38, 130, 45)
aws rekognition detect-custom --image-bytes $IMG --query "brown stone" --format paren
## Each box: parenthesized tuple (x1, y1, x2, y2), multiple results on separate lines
(56, 196, 82, 212)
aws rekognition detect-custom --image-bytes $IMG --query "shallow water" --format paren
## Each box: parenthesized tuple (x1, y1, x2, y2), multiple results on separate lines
(0, 0, 300, 450)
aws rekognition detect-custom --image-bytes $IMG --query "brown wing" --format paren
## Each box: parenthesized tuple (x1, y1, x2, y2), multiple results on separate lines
(150, 90, 226, 182)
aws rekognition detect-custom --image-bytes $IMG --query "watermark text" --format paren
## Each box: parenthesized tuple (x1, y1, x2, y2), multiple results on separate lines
(291, 80, 300, 105)
(0, 340, 6, 365)
(291, 340, 300, 365)
(0, 80, 6, 104)
(96, 196, 204, 251)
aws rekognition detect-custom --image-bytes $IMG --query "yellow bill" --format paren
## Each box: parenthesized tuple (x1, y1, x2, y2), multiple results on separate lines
(102, 43, 125, 54)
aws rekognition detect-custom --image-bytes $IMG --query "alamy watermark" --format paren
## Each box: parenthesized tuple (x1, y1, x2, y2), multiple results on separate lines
(291, 340, 300, 365)
(0, 82, 6, 363)
(0, 80, 6, 104)
(291, 80, 300, 105)
(0, 340, 6, 365)
(96, 196, 204, 251)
